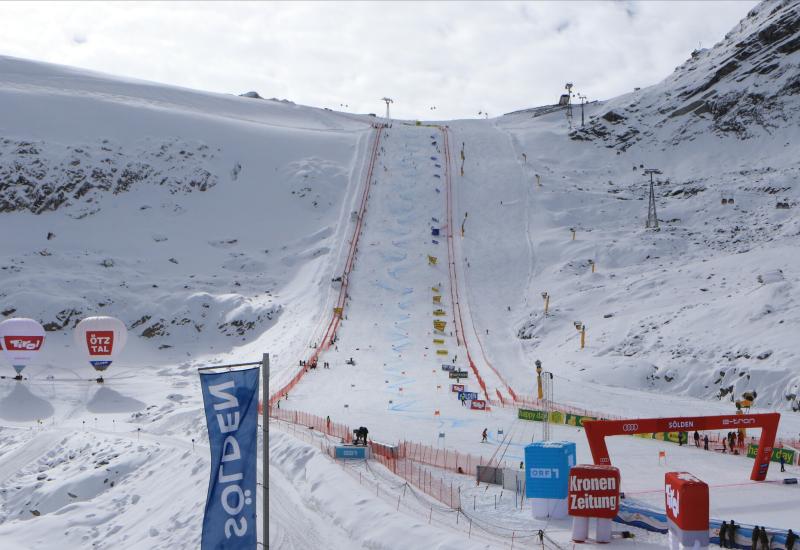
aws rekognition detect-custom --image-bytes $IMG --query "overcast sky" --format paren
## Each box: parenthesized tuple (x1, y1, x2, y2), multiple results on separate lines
(0, 1, 759, 119)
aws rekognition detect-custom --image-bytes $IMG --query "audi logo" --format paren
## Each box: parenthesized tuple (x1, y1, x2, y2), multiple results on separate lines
(622, 423, 639, 432)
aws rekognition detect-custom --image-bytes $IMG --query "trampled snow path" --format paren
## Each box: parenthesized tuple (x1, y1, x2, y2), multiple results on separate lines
(285, 123, 498, 439)
(269, 424, 509, 550)
(443, 124, 524, 404)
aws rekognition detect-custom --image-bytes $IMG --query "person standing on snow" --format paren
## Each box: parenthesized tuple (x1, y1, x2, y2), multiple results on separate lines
(751, 526, 759, 550)
(758, 526, 769, 550)
(719, 521, 728, 548)
(786, 528, 797, 550)
(704, 434, 709, 450)
(780, 452, 786, 472)
(481, 428, 488, 443)
(694, 431, 700, 447)
(729, 520, 738, 548)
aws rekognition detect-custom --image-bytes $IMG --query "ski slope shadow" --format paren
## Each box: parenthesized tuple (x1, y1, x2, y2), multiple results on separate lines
(0, 383, 54, 421)
(86, 386, 146, 413)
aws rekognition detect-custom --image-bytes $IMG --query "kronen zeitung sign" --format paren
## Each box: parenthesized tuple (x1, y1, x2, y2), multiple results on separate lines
(567, 465, 620, 519)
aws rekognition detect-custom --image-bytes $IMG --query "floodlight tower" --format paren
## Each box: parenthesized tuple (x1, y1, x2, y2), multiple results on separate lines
(535, 360, 554, 441)
(644, 168, 662, 229)
(564, 83, 574, 128)
(381, 97, 393, 120)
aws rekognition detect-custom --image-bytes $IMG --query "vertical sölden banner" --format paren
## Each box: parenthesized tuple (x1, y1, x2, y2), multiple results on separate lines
(200, 366, 259, 549)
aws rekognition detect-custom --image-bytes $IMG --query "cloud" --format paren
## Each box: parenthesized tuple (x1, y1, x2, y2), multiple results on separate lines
(0, 0, 759, 119)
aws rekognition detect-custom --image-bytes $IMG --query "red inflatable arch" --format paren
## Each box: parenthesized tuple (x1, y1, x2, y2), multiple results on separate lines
(583, 413, 780, 481)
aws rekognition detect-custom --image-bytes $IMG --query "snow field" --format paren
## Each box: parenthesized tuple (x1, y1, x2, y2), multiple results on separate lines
(3, 3, 800, 544)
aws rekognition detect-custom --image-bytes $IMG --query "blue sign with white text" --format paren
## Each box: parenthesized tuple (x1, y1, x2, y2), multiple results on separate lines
(334, 446, 368, 459)
(524, 441, 575, 499)
(200, 366, 260, 550)
(458, 391, 479, 401)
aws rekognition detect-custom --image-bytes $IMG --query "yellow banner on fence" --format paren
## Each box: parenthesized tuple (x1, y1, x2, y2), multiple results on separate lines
(433, 320, 446, 331)
(433, 309, 446, 316)
(433, 338, 445, 345)
(436, 350, 448, 355)
(433, 295, 442, 304)
(428, 255, 438, 266)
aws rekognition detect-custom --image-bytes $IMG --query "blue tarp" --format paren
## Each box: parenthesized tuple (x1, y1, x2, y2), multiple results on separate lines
(616, 501, 795, 548)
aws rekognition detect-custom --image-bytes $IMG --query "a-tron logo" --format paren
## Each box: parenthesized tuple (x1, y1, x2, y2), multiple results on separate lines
(622, 424, 639, 432)
(667, 420, 694, 430)
(722, 418, 755, 426)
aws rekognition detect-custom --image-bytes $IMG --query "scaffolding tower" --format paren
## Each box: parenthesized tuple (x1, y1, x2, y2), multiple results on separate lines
(541, 371, 554, 441)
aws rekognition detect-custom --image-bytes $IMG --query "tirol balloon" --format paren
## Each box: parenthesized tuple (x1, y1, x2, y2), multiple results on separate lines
(0, 318, 46, 379)
(74, 316, 128, 381)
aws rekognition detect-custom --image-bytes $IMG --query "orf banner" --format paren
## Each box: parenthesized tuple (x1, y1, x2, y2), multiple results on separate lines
(200, 367, 259, 550)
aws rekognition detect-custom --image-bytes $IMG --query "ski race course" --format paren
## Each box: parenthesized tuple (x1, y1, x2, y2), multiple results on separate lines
(275, 117, 800, 548)
(2, 2, 800, 547)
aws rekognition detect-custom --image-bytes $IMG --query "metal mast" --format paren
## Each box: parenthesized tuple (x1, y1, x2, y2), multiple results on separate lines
(381, 97, 393, 120)
(536, 360, 554, 441)
(644, 168, 661, 229)
(564, 83, 574, 128)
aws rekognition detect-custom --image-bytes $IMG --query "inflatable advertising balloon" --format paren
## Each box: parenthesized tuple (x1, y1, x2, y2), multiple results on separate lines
(74, 317, 127, 379)
(0, 318, 46, 379)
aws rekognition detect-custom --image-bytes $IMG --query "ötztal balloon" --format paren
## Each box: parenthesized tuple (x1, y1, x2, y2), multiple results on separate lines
(74, 316, 128, 372)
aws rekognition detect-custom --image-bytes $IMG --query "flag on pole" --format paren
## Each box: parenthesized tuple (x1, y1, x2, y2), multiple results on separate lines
(200, 366, 260, 550)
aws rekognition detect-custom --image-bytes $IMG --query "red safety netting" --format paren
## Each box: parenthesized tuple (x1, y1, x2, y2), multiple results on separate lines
(399, 440, 485, 476)
(270, 407, 352, 444)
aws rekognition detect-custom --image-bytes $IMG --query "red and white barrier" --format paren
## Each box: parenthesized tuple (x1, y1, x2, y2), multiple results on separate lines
(665, 472, 709, 549)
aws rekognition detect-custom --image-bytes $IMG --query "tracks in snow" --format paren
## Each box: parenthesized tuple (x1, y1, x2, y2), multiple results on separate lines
(270, 123, 384, 405)
(440, 126, 517, 405)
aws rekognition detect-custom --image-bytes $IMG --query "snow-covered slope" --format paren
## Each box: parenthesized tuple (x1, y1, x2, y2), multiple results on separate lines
(572, 0, 800, 149)
(0, 55, 373, 378)
(458, 0, 800, 411)
(2, 1, 800, 547)
(0, 55, 394, 549)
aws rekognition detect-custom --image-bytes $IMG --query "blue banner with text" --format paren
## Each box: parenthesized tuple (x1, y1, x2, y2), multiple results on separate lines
(200, 366, 259, 550)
